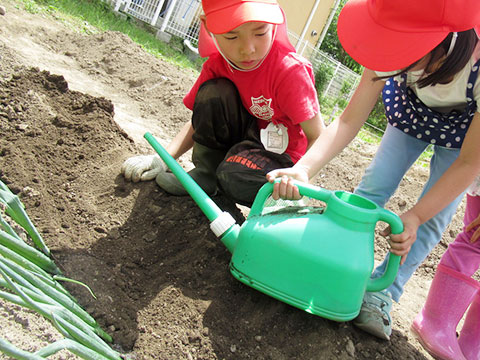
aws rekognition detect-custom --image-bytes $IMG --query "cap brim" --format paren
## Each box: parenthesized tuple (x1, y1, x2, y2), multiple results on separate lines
(205, 2, 284, 34)
(337, 0, 448, 71)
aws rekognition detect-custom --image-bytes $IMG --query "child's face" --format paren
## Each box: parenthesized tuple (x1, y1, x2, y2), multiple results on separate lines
(213, 22, 274, 70)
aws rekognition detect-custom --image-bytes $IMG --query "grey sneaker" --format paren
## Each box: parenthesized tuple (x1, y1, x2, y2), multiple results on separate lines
(353, 290, 393, 340)
(155, 169, 217, 196)
(155, 170, 188, 195)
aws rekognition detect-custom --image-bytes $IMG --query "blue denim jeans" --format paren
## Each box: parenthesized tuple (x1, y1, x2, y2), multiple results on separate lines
(355, 124, 465, 302)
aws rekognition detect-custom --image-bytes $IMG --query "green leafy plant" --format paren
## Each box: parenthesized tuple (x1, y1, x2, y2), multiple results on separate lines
(0, 180, 118, 359)
(314, 61, 335, 95)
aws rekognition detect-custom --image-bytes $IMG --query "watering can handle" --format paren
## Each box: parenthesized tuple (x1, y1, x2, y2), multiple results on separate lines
(249, 180, 332, 217)
(366, 208, 403, 292)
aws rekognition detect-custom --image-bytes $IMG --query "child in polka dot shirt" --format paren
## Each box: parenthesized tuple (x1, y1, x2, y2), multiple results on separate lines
(267, 0, 480, 342)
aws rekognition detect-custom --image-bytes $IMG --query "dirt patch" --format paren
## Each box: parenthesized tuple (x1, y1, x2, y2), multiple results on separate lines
(0, 1, 468, 359)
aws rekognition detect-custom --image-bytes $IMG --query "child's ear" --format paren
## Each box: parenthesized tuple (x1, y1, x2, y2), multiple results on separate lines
(199, 15, 214, 37)
(199, 15, 208, 31)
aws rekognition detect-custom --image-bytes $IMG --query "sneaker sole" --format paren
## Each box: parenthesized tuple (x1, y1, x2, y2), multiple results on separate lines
(353, 320, 391, 341)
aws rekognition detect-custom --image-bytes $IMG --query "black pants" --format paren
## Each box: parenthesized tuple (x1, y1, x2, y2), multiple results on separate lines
(191, 78, 294, 206)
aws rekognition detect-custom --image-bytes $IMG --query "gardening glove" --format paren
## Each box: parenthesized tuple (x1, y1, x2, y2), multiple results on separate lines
(121, 154, 166, 182)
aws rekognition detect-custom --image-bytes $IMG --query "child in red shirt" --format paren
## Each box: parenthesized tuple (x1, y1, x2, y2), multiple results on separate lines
(121, 0, 323, 206)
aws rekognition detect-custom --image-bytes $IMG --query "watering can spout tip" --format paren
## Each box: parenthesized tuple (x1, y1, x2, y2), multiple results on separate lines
(210, 211, 237, 237)
(210, 212, 240, 253)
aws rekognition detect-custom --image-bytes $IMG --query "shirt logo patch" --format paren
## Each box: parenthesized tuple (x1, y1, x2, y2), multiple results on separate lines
(249, 96, 274, 120)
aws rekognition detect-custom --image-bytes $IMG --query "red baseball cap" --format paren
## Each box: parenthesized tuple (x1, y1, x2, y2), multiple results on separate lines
(337, 0, 480, 71)
(198, 1, 293, 58)
(202, 0, 284, 34)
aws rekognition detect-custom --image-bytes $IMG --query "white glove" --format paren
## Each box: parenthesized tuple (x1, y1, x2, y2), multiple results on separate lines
(121, 154, 166, 182)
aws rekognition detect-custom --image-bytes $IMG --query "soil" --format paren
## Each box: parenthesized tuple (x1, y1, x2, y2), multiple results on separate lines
(0, 1, 471, 359)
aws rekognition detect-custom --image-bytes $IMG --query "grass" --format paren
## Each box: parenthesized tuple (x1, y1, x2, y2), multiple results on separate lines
(16, 0, 433, 167)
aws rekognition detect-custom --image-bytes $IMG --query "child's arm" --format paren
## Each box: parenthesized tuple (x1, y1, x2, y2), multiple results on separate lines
(267, 69, 385, 199)
(386, 112, 480, 261)
(166, 121, 195, 159)
(302, 112, 325, 152)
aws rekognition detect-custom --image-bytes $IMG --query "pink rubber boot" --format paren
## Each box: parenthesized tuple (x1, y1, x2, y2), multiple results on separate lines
(459, 292, 480, 360)
(411, 264, 480, 360)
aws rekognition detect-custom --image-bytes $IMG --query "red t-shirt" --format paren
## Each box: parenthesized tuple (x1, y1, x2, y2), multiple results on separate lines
(183, 42, 319, 163)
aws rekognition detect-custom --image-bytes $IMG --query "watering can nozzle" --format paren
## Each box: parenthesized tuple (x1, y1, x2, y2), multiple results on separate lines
(210, 211, 236, 237)
(143, 132, 240, 252)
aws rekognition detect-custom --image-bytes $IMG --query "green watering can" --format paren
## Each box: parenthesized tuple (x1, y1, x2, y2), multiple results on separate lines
(145, 133, 402, 321)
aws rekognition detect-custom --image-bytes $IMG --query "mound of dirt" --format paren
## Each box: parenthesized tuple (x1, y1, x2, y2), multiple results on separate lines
(0, 1, 468, 359)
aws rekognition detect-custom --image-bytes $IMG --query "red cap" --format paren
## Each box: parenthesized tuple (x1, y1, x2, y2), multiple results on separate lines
(337, 0, 480, 71)
(202, 0, 284, 34)
(198, 4, 293, 58)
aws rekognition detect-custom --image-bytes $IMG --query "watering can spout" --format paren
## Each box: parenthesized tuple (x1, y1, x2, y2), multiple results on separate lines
(144, 132, 239, 252)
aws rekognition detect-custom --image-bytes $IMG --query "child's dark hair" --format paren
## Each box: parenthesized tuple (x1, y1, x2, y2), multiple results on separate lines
(417, 29, 478, 87)
(376, 29, 478, 87)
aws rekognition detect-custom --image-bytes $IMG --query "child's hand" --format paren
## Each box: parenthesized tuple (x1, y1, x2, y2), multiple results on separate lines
(266, 166, 309, 200)
(465, 213, 480, 243)
(121, 154, 166, 182)
(380, 211, 422, 264)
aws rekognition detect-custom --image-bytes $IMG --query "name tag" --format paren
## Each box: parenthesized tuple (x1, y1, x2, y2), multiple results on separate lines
(260, 122, 289, 154)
